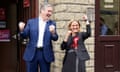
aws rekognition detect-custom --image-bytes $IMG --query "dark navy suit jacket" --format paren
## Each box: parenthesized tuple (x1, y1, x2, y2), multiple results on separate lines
(20, 18, 58, 62)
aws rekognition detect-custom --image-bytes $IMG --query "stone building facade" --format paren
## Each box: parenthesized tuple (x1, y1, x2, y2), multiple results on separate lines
(39, 0, 95, 72)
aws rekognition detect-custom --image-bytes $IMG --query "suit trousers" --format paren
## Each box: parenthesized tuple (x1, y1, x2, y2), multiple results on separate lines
(25, 48, 50, 72)
(62, 51, 86, 72)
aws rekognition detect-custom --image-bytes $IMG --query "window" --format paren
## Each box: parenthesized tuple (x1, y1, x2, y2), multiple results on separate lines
(100, 0, 120, 35)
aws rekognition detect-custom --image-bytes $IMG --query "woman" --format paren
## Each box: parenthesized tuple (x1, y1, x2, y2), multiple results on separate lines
(61, 16, 91, 72)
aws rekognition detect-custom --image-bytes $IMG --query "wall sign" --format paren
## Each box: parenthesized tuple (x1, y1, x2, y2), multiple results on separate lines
(23, 0, 30, 8)
(0, 8, 6, 20)
(0, 21, 6, 28)
(0, 29, 10, 42)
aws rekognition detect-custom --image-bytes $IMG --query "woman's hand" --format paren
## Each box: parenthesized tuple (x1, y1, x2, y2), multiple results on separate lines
(83, 14, 90, 25)
(83, 14, 88, 21)
(64, 30, 72, 42)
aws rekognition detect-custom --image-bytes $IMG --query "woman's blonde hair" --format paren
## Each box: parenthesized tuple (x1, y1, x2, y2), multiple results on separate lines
(68, 19, 81, 30)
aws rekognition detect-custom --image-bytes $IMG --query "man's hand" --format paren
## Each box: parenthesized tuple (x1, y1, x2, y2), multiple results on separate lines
(49, 25, 55, 34)
(19, 22, 25, 32)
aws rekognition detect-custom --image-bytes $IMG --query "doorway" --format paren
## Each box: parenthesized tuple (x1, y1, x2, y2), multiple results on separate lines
(95, 0, 120, 72)
(0, 0, 38, 72)
(0, 3, 18, 72)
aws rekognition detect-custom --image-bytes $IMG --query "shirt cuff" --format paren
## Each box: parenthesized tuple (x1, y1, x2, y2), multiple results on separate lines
(86, 20, 90, 25)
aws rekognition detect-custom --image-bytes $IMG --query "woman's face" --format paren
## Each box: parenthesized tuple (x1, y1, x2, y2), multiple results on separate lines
(70, 21, 80, 33)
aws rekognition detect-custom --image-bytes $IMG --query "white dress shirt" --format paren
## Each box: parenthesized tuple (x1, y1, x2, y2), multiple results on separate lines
(37, 17, 46, 47)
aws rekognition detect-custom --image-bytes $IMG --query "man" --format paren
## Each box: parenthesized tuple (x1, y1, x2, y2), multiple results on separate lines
(100, 17, 108, 35)
(19, 3, 58, 72)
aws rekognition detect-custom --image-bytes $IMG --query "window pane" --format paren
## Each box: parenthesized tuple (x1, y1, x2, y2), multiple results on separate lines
(100, 0, 120, 35)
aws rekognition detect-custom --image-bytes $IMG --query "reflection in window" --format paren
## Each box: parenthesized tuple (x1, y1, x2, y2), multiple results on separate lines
(100, 0, 120, 35)
(114, 22, 120, 35)
(100, 17, 112, 35)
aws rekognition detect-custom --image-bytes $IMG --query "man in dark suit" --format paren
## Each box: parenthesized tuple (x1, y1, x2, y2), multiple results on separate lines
(19, 2, 58, 72)
(100, 17, 108, 35)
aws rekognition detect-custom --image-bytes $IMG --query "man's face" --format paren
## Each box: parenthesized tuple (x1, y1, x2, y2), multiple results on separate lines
(41, 6, 53, 20)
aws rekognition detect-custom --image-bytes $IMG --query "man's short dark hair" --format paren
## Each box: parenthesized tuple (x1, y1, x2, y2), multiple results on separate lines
(100, 17, 105, 23)
(40, 2, 53, 13)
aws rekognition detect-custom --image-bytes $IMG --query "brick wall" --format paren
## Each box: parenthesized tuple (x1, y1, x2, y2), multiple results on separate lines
(39, 0, 95, 72)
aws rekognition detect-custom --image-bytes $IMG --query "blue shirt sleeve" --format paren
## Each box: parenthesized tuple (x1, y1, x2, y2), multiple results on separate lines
(101, 24, 108, 35)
